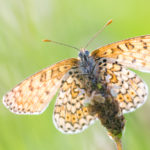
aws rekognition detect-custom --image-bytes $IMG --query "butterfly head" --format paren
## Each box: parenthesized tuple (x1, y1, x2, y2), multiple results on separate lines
(79, 48, 96, 75)
(78, 48, 89, 59)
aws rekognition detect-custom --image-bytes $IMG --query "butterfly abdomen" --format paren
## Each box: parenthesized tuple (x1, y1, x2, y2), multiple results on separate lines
(89, 88, 125, 138)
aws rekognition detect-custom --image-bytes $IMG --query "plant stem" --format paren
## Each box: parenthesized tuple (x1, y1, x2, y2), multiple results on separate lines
(115, 138, 122, 150)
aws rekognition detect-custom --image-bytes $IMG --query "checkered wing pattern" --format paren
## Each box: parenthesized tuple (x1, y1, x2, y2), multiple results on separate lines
(53, 68, 97, 134)
(96, 58, 148, 114)
(3, 58, 78, 114)
(92, 35, 150, 72)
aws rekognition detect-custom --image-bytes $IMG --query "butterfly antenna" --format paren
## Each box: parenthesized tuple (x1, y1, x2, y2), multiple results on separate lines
(84, 19, 112, 49)
(43, 39, 80, 51)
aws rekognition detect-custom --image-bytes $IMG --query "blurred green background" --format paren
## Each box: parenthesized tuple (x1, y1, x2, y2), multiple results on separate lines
(0, 0, 150, 150)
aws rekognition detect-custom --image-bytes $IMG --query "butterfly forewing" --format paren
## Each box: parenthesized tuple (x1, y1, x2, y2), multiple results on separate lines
(96, 58, 148, 113)
(92, 35, 150, 72)
(3, 58, 79, 114)
(53, 68, 97, 134)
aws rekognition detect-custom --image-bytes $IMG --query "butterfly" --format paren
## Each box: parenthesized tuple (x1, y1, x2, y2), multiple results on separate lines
(2, 20, 149, 137)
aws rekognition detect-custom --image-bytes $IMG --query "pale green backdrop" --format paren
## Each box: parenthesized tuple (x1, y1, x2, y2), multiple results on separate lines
(0, 0, 150, 150)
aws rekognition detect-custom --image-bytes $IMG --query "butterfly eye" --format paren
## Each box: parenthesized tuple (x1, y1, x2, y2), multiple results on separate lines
(85, 50, 89, 56)
(78, 52, 83, 58)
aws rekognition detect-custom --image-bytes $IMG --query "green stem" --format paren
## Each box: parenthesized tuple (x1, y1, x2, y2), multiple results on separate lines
(114, 137, 122, 150)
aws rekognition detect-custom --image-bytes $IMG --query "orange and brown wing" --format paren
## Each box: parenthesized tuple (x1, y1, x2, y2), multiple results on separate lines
(91, 35, 150, 72)
(96, 58, 148, 114)
(53, 68, 97, 134)
(3, 58, 79, 115)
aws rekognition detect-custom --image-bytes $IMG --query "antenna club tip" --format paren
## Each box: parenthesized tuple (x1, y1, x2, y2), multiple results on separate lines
(42, 39, 51, 42)
(106, 19, 113, 26)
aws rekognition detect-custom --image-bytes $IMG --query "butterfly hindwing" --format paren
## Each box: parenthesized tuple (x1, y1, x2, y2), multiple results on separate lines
(3, 58, 79, 114)
(92, 35, 150, 72)
(96, 58, 148, 114)
(53, 68, 97, 134)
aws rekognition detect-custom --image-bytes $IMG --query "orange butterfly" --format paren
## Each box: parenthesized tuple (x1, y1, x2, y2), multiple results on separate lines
(3, 20, 149, 149)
